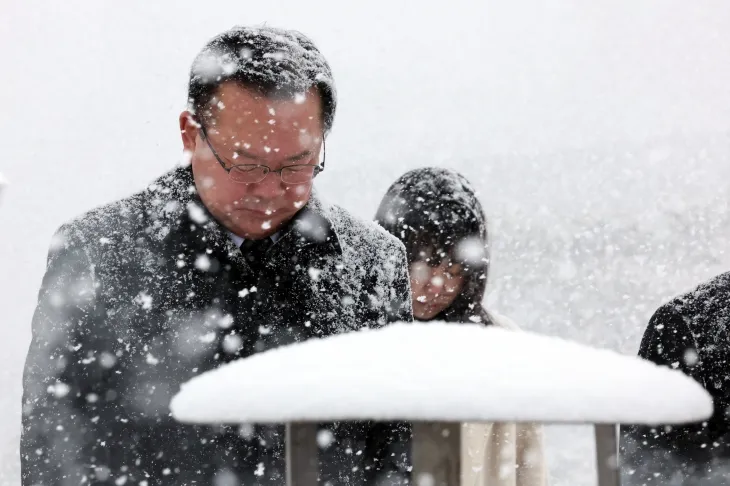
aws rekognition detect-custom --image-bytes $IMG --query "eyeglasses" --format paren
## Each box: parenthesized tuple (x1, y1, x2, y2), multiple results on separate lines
(199, 125, 325, 185)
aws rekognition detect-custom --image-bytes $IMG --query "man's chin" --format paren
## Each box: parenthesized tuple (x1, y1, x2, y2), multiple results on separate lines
(232, 207, 276, 218)
(219, 207, 298, 238)
(225, 217, 286, 239)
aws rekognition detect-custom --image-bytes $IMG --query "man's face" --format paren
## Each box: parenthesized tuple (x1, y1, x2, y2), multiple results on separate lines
(180, 82, 324, 240)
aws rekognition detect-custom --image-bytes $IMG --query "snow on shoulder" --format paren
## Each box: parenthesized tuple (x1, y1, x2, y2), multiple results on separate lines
(170, 323, 712, 425)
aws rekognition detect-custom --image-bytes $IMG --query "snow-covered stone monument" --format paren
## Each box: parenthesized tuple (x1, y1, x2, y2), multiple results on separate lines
(171, 323, 712, 486)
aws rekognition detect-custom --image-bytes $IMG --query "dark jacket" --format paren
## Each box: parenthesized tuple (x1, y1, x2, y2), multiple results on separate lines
(620, 272, 730, 485)
(22, 165, 413, 485)
(374, 167, 493, 325)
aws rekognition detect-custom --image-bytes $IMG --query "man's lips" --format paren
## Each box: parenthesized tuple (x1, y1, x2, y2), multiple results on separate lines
(234, 207, 277, 216)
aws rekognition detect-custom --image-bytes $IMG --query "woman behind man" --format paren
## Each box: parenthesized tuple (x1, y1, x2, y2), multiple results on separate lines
(375, 167, 547, 486)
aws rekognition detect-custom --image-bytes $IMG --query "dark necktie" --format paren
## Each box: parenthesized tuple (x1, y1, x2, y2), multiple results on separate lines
(241, 237, 273, 274)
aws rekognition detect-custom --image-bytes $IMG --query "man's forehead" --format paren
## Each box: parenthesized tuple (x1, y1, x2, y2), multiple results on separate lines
(211, 83, 321, 121)
(206, 124, 321, 149)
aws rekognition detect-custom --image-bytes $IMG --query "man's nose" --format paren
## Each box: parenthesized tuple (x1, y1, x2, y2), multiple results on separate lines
(249, 171, 287, 199)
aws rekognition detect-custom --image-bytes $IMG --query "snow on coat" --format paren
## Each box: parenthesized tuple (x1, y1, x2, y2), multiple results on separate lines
(21, 164, 412, 485)
(620, 271, 730, 485)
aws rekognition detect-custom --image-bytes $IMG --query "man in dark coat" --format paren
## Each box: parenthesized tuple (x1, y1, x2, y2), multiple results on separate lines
(22, 26, 412, 485)
(620, 274, 730, 485)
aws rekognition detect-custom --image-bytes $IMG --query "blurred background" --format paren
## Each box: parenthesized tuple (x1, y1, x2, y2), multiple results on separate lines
(2, 1, 730, 483)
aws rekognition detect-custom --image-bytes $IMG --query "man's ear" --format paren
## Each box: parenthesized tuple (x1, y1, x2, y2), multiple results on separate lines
(179, 111, 199, 152)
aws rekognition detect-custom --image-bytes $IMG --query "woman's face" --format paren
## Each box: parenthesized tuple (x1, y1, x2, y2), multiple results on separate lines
(409, 258, 466, 321)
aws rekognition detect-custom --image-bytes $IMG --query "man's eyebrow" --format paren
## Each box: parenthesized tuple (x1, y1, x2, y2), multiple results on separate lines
(232, 148, 264, 161)
(232, 149, 313, 162)
(283, 150, 314, 162)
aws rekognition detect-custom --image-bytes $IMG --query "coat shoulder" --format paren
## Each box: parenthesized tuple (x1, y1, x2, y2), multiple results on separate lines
(327, 204, 407, 257)
(54, 167, 189, 253)
(55, 191, 148, 251)
(661, 272, 730, 327)
(647, 272, 730, 366)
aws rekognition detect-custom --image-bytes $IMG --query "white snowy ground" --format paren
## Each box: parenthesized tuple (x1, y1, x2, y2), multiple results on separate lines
(3, 1, 730, 484)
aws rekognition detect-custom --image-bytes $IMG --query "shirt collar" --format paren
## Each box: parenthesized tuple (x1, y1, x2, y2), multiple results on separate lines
(228, 231, 282, 248)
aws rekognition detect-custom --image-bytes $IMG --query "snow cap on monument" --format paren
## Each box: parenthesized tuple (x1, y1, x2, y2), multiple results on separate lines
(170, 323, 714, 426)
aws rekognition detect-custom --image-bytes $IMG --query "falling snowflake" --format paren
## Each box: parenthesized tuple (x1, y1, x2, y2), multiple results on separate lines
(187, 202, 208, 224)
(308, 267, 322, 281)
(134, 292, 153, 310)
(684, 348, 699, 367)
(317, 429, 334, 449)
(416, 473, 435, 486)
(213, 469, 239, 486)
(48, 232, 68, 252)
(222, 334, 243, 354)
(430, 275, 444, 288)
(195, 255, 212, 271)
(99, 352, 117, 369)
(218, 314, 234, 329)
(48, 292, 65, 308)
(191, 50, 238, 83)
(238, 423, 254, 439)
(48, 382, 71, 398)
(94, 466, 111, 481)
(454, 236, 486, 265)
(200, 332, 216, 344)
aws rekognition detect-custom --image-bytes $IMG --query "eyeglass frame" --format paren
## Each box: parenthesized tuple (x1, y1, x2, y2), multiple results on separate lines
(198, 124, 326, 185)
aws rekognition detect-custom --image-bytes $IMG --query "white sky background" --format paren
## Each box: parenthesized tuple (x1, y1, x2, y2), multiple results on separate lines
(2, 0, 730, 483)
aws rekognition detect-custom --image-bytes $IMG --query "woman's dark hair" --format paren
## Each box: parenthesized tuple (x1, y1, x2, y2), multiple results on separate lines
(375, 167, 492, 324)
(187, 25, 336, 134)
(395, 199, 484, 271)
